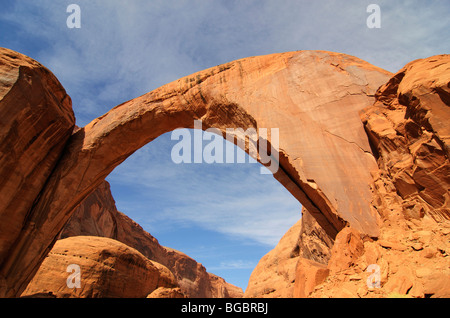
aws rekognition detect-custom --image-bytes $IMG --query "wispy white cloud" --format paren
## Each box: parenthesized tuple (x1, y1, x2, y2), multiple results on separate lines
(162, 190, 300, 246)
(208, 260, 257, 271)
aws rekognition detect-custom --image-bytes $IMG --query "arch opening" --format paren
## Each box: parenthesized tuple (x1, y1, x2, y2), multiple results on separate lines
(104, 130, 301, 291)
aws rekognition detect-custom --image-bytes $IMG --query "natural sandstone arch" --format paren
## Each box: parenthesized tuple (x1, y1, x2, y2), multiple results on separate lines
(0, 49, 392, 297)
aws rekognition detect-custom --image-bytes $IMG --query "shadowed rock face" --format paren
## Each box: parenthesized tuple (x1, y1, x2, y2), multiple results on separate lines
(0, 48, 75, 295)
(362, 55, 450, 223)
(0, 48, 393, 297)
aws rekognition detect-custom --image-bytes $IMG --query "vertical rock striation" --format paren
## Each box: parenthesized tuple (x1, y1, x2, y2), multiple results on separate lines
(0, 48, 75, 296)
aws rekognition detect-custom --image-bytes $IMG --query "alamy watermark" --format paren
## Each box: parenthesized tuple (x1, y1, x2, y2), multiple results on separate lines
(366, 4, 381, 29)
(65, 4, 380, 30)
(170, 120, 279, 175)
(66, 264, 81, 289)
(366, 264, 381, 289)
(66, 4, 81, 29)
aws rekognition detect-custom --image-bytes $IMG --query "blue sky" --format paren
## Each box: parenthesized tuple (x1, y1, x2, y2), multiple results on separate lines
(1, 1, 448, 291)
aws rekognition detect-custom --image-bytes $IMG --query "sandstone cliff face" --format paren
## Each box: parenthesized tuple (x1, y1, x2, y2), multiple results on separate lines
(60, 181, 168, 265)
(245, 207, 333, 298)
(290, 54, 450, 298)
(0, 48, 75, 295)
(295, 207, 334, 265)
(362, 55, 450, 223)
(244, 218, 302, 298)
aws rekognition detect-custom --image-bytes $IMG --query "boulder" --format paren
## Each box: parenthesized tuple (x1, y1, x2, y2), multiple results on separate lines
(21, 236, 177, 298)
(327, 227, 365, 275)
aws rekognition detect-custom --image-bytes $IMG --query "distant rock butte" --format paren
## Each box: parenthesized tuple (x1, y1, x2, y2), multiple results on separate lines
(0, 47, 448, 298)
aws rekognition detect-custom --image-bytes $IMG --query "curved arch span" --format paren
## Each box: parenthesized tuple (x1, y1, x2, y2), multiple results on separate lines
(2, 50, 392, 296)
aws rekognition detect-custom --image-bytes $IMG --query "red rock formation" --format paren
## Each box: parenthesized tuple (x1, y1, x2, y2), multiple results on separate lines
(244, 218, 302, 298)
(362, 54, 450, 223)
(295, 207, 334, 265)
(247, 55, 449, 298)
(208, 273, 244, 298)
(298, 54, 450, 298)
(245, 206, 333, 297)
(21, 236, 177, 298)
(0, 48, 75, 294)
(326, 227, 365, 275)
(293, 258, 329, 298)
(60, 181, 168, 265)
(147, 287, 185, 298)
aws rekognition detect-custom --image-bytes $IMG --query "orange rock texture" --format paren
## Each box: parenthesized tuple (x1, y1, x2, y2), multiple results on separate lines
(244, 218, 302, 298)
(0, 49, 75, 295)
(0, 47, 448, 298)
(22, 236, 177, 298)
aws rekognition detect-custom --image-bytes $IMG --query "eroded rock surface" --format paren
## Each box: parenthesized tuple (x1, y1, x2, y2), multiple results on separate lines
(21, 236, 177, 298)
(244, 218, 302, 298)
(362, 54, 450, 223)
(300, 54, 450, 298)
(0, 48, 75, 295)
(246, 54, 449, 298)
